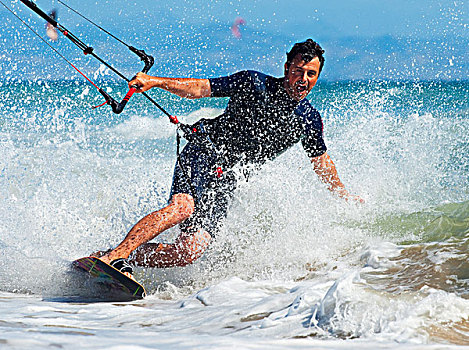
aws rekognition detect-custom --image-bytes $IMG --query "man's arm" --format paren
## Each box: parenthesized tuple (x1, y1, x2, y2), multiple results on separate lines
(311, 152, 364, 203)
(128, 72, 211, 99)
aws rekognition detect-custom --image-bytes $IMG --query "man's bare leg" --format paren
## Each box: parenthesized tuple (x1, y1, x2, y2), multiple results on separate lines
(98, 193, 195, 265)
(130, 228, 212, 268)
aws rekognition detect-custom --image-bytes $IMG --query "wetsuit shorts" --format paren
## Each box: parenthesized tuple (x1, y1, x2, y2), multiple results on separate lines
(169, 142, 237, 237)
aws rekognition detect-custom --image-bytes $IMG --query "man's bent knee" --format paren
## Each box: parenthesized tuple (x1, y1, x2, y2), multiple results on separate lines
(170, 193, 195, 221)
(174, 229, 211, 267)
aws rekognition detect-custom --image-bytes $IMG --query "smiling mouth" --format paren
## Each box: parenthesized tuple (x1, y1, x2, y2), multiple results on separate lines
(295, 84, 307, 94)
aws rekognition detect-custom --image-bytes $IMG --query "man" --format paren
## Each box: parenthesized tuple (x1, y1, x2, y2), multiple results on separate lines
(96, 39, 363, 275)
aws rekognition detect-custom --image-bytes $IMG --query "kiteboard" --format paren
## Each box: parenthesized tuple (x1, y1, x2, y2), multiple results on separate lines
(72, 256, 146, 301)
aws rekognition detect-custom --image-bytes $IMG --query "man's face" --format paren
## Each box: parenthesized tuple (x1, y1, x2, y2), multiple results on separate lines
(284, 54, 320, 101)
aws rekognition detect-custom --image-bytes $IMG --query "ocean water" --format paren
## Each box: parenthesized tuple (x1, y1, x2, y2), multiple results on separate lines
(0, 79, 468, 349)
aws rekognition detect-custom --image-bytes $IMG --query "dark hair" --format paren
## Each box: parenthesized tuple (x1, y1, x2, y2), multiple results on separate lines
(286, 39, 325, 76)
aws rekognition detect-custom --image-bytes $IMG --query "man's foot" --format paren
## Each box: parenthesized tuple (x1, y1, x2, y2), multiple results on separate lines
(91, 248, 112, 259)
(91, 249, 121, 265)
(91, 251, 134, 280)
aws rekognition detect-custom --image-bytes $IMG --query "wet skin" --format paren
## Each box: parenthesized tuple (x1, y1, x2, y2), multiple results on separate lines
(283, 55, 321, 101)
(97, 53, 362, 272)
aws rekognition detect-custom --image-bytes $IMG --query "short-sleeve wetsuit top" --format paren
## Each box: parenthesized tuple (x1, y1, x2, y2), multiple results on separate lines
(203, 70, 327, 168)
(171, 70, 328, 235)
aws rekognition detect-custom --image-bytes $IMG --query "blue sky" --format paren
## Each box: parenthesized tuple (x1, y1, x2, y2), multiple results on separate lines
(218, 1, 458, 37)
(41, 0, 466, 38)
(25, 0, 469, 38)
(1, 0, 467, 80)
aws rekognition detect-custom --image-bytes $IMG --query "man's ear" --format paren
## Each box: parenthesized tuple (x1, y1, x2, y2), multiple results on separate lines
(284, 62, 289, 76)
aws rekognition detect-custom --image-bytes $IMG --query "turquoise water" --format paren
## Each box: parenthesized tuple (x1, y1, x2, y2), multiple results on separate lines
(0, 79, 468, 348)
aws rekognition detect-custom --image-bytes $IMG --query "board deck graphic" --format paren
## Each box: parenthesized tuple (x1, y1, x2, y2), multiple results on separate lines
(72, 256, 146, 301)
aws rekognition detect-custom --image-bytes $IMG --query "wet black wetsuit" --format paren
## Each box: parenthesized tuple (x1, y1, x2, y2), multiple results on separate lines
(170, 70, 327, 235)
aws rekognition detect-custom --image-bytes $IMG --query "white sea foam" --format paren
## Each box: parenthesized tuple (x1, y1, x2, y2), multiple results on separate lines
(0, 81, 468, 348)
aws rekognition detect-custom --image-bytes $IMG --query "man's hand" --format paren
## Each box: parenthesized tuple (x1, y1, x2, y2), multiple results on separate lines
(129, 72, 154, 93)
(311, 152, 364, 204)
(334, 187, 365, 203)
(347, 194, 365, 204)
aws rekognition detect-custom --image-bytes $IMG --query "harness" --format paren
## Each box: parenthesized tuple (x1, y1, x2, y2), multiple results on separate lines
(174, 119, 225, 184)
